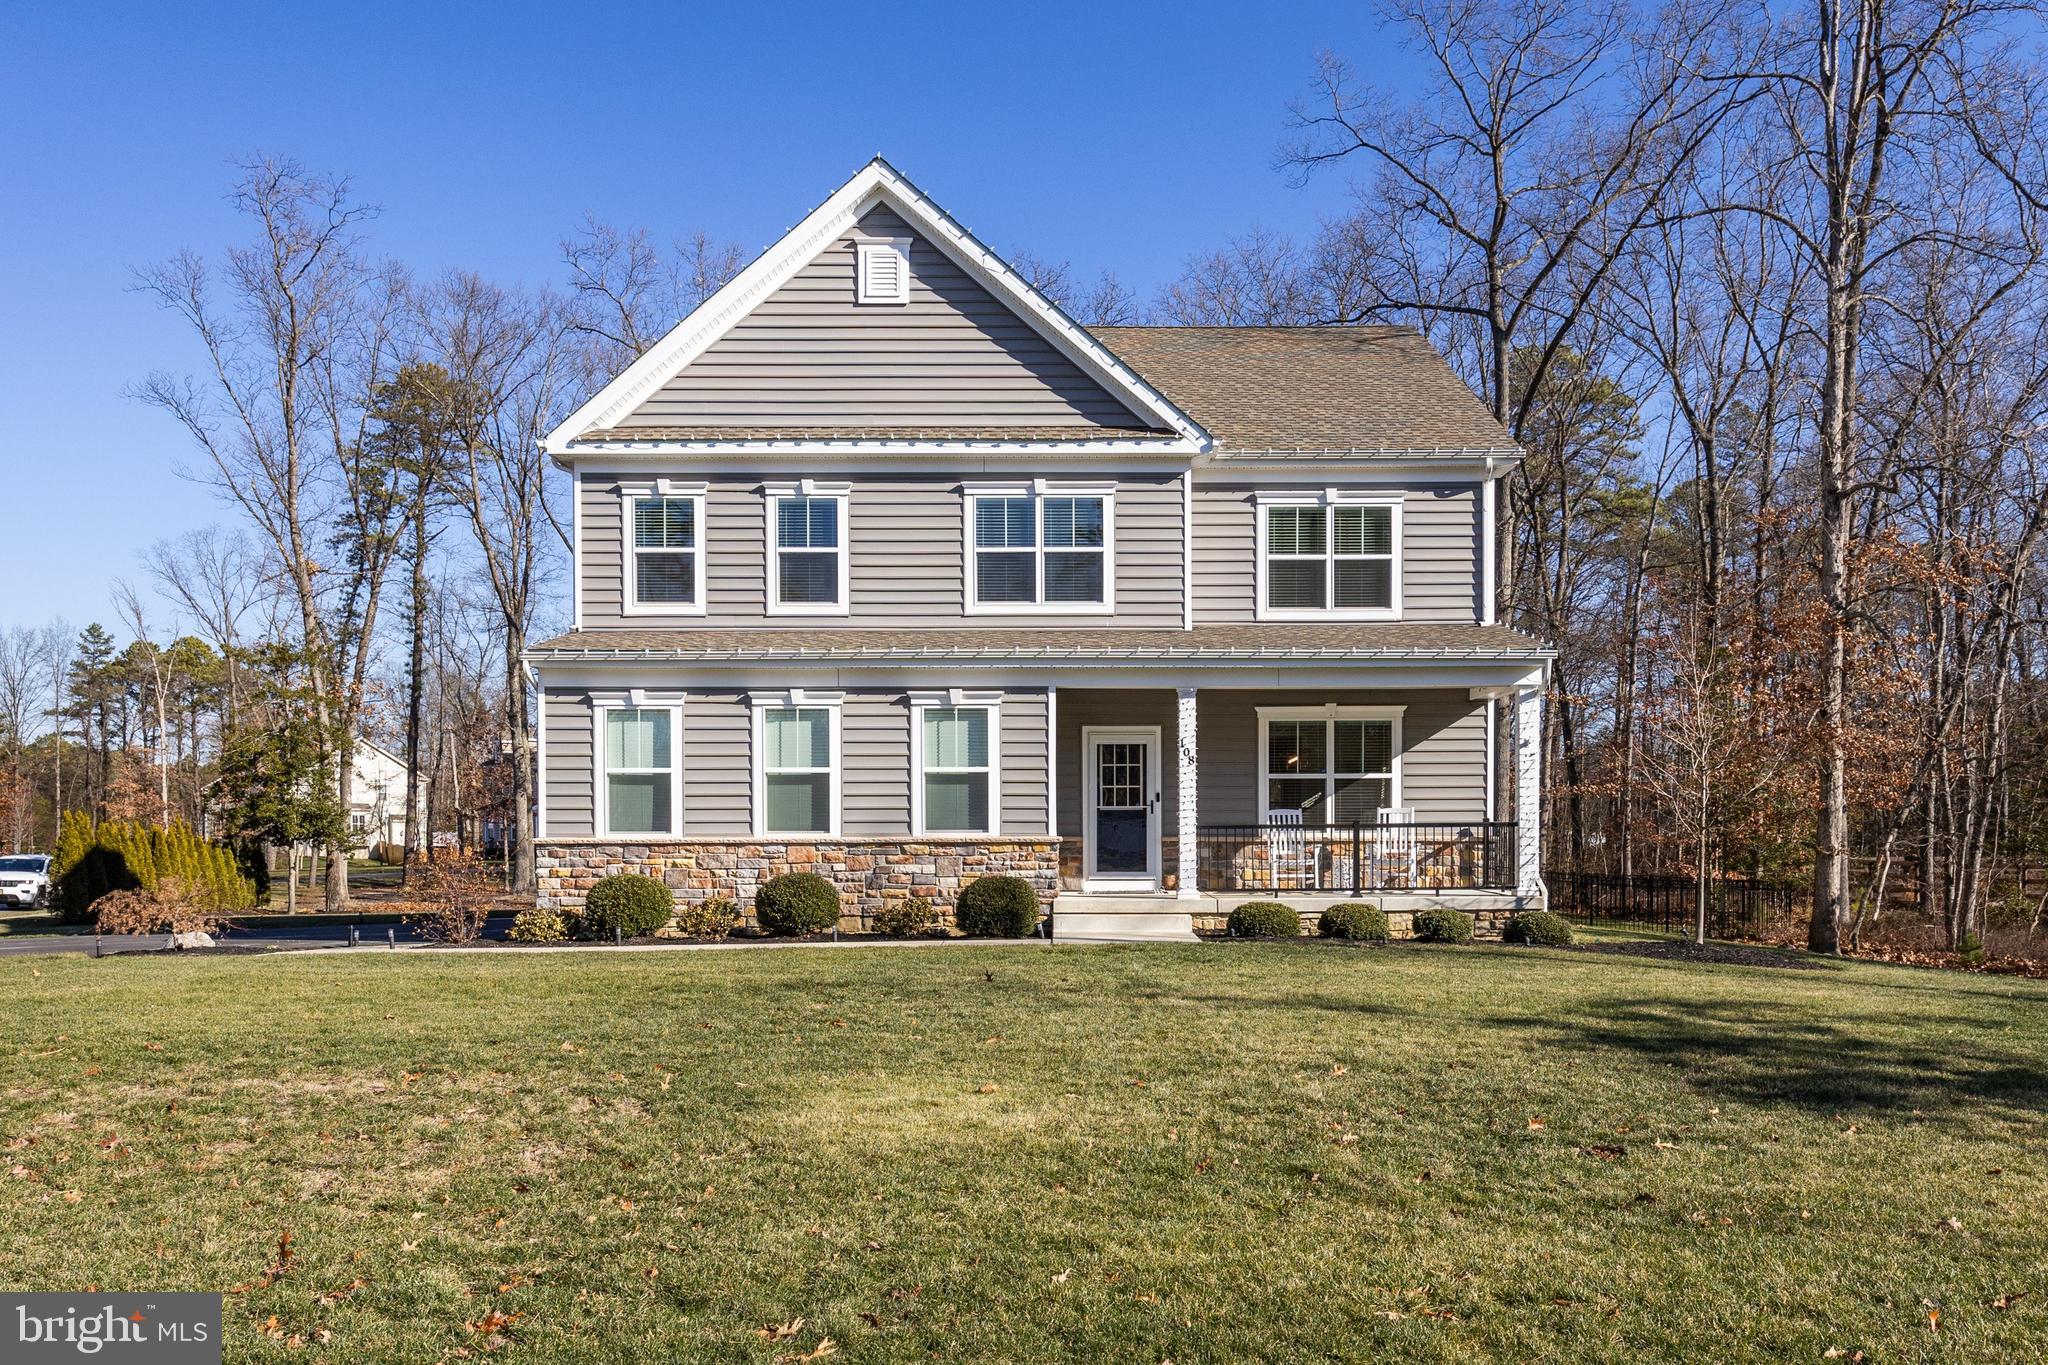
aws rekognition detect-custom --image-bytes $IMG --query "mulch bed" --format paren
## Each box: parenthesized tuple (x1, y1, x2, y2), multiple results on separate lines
(1567, 938, 1830, 970)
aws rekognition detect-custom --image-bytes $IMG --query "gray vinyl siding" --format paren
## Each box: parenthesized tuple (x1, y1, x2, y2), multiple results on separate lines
(579, 470, 1184, 629)
(618, 206, 1146, 430)
(1194, 689, 1487, 824)
(1191, 482, 1482, 624)
(1054, 688, 1178, 841)
(542, 689, 595, 838)
(538, 685, 1052, 839)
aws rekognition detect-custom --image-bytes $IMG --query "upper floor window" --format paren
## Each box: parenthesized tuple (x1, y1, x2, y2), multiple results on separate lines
(766, 482, 850, 615)
(620, 482, 706, 616)
(1255, 492, 1401, 620)
(965, 483, 1114, 613)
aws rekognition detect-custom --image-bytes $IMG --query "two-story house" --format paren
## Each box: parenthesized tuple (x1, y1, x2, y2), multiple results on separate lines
(528, 159, 1552, 940)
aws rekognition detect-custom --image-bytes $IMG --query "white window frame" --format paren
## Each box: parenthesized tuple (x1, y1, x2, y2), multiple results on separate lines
(1253, 489, 1403, 622)
(962, 480, 1116, 615)
(855, 238, 912, 305)
(619, 480, 708, 617)
(1255, 704, 1404, 824)
(764, 481, 851, 617)
(909, 690, 1004, 837)
(749, 689, 844, 838)
(594, 694, 685, 838)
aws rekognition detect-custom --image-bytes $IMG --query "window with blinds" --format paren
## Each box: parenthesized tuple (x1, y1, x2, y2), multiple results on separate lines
(1263, 715, 1394, 825)
(604, 706, 676, 835)
(770, 493, 845, 610)
(630, 496, 698, 607)
(1261, 500, 1398, 616)
(969, 490, 1108, 609)
(761, 706, 835, 834)
(919, 705, 993, 834)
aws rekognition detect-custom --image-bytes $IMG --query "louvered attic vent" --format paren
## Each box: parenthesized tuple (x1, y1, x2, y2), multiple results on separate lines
(856, 239, 911, 305)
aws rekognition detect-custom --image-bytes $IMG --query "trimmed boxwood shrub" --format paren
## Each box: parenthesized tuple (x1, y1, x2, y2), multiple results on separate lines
(872, 896, 945, 938)
(955, 875, 1041, 938)
(1318, 901, 1390, 941)
(1227, 900, 1302, 938)
(579, 873, 675, 939)
(1504, 909, 1574, 946)
(1412, 907, 1475, 944)
(755, 872, 841, 936)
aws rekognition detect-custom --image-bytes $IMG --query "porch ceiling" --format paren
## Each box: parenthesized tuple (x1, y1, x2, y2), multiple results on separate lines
(528, 623, 1550, 665)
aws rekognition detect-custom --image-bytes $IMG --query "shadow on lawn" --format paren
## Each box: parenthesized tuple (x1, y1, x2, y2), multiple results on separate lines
(1502, 995, 2048, 1122)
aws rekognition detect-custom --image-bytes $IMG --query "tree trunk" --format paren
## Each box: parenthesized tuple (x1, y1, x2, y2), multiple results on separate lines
(506, 640, 535, 892)
(403, 505, 429, 883)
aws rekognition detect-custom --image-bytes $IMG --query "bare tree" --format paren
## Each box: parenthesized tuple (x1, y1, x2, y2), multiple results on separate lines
(561, 219, 744, 373)
(1010, 251, 1141, 326)
(134, 156, 407, 911)
(0, 628, 44, 851)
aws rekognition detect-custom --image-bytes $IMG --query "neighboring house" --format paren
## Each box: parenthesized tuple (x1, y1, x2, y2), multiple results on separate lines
(349, 738, 408, 854)
(527, 158, 1552, 940)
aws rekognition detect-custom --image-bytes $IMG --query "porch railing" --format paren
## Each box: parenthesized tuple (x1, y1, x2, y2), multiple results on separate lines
(1196, 822, 1519, 895)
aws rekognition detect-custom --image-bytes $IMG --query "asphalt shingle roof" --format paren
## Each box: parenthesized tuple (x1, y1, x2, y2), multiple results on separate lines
(1088, 326, 1514, 453)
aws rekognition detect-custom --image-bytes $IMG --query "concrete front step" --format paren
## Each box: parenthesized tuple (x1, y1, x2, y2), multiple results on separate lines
(1052, 897, 1199, 943)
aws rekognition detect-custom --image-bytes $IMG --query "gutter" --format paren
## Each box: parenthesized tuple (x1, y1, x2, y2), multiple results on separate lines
(522, 643, 1557, 666)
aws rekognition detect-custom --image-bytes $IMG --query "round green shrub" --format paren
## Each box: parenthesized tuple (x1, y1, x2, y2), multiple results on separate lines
(579, 873, 675, 939)
(872, 896, 945, 938)
(1412, 907, 1475, 944)
(673, 896, 742, 940)
(955, 875, 1042, 937)
(1227, 900, 1302, 938)
(755, 872, 841, 936)
(1503, 910, 1574, 946)
(1318, 901, 1389, 941)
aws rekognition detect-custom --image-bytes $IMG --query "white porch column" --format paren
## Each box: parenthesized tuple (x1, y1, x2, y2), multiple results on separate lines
(1513, 684, 1546, 901)
(1176, 685, 1200, 899)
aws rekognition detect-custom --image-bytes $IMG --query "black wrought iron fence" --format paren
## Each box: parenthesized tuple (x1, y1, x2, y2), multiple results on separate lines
(1196, 822, 1518, 895)
(1550, 872, 1796, 940)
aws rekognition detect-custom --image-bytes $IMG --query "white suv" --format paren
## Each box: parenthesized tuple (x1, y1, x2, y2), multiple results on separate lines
(0, 854, 52, 909)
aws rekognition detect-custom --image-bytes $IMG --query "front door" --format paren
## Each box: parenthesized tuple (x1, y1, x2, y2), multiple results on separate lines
(1083, 728, 1160, 891)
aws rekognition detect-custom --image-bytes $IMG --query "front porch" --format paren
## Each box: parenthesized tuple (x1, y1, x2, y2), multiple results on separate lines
(1051, 682, 1545, 940)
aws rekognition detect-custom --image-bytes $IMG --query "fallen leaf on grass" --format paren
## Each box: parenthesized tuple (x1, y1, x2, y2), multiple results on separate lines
(466, 1309, 523, 1335)
(1581, 1144, 1627, 1161)
(559, 1042, 583, 1054)
(976, 1084, 999, 1094)
(757, 1318, 804, 1341)
(779, 1340, 837, 1363)
(1526, 1117, 1546, 1130)
(1052, 1269, 1071, 1284)
(1134, 1292, 1159, 1305)
(1992, 1293, 2028, 1310)
(1936, 1217, 1964, 1234)
(313, 1278, 365, 1306)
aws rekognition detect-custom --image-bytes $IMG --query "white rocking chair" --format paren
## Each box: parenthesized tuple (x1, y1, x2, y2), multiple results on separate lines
(1376, 806, 1418, 885)
(1264, 810, 1313, 891)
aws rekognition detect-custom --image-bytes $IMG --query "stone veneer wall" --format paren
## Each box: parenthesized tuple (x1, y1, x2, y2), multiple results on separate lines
(536, 838, 1061, 931)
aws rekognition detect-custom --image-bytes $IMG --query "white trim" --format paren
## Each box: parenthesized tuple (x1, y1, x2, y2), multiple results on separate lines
(571, 475, 585, 629)
(749, 690, 845, 837)
(1081, 725, 1163, 892)
(593, 698, 684, 839)
(542, 158, 1208, 454)
(1254, 704, 1405, 822)
(618, 483, 708, 617)
(1175, 686, 1200, 899)
(962, 482, 1116, 615)
(908, 690, 1004, 837)
(1181, 470, 1194, 631)
(1045, 683, 1058, 837)
(535, 672, 549, 839)
(1253, 490, 1404, 623)
(1481, 462, 1498, 625)
(1483, 694, 1497, 824)
(855, 238, 912, 305)
(763, 483, 852, 616)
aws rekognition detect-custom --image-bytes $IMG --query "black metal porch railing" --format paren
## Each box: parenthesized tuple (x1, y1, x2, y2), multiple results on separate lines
(1196, 822, 1519, 895)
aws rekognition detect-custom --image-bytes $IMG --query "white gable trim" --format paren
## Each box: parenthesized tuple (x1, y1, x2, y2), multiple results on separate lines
(543, 157, 1210, 456)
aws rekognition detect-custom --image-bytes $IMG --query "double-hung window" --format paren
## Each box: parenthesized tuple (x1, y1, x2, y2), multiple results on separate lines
(766, 483, 850, 614)
(601, 702, 680, 836)
(965, 483, 1113, 612)
(1256, 492, 1401, 619)
(911, 692, 1002, 835)
(1259, 707, 1401, 825)
(752, 691, 842, 835)
(620, 483, 706, 615)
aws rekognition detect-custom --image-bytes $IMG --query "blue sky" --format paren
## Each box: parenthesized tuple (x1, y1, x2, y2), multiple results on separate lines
(0, 1, 1406, 631)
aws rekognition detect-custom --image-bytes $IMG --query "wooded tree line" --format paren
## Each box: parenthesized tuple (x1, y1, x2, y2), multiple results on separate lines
(1131, 0, 2048, 953)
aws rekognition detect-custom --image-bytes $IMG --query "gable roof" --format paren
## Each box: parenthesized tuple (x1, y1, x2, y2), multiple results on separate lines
(546, 160, 1206, 456)
(1089, 326, 1515, 454)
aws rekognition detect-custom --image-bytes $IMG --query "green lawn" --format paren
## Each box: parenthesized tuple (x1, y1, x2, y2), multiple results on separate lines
(4, 941, 2045, 1362)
